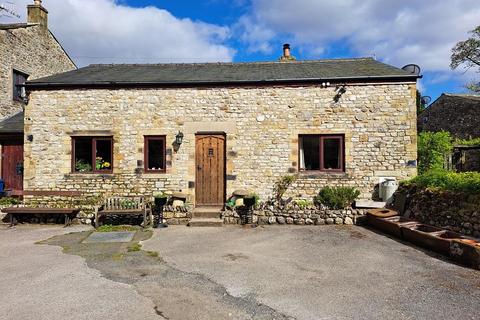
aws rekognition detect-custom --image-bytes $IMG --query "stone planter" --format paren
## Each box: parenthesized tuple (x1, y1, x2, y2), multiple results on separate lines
(367, 215, 415, 238)
(154, 197, 167, 207)
(400, 224, 451, 255)
(243, 197, 256, 207)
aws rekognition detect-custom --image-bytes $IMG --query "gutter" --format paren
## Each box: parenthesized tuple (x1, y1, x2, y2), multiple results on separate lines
(25, 74, 421, 90)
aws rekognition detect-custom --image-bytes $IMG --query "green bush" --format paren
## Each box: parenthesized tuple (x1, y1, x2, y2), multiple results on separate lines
(417, 131, 453, 174)
(0, 197, 20, 206)
(404, 170, 480, 194)
(314, 186, 360, 209)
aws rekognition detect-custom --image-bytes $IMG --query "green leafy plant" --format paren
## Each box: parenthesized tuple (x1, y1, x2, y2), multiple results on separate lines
(418, 131, 453, 174)
(75, 159, 92, 172)
(403, 169, 480, 194)
(314, 186, 360, 209)
(127, 243, 142, 252)
(454, 137, 480, 146)
(153, 191, 168, 199)
(294, 199, 313, 209)
(0, 197, 20, 206)
(273, 175, 297, 203)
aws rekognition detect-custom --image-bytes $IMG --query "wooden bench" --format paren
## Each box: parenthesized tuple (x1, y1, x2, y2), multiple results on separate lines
(94, 196, 152, 228)
(3, 207, 80, 227)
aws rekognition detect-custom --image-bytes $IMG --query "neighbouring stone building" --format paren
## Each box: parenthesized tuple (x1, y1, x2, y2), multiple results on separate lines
(418, 93, 480, 172)
(23, 51, 419, 222)
(418, 93, 480, 139)
(0, 0, 76, 194)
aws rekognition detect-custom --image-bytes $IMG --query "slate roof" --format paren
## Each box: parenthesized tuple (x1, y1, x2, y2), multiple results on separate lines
(26, 58, 419, 88)
(0, 111, 23, 133)
(418, 93, 480, 139)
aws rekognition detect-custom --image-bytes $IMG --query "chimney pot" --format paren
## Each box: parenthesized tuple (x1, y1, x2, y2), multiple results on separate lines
(280, 43, 295, 61)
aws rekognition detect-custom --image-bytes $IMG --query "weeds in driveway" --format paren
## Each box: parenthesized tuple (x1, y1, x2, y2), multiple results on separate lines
(146, 251, 159, 257)
(127, 243, 142, 252)
(96, 225, 139, 232)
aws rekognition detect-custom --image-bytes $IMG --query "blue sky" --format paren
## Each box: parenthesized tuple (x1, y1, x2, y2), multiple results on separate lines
(3, 0, 480, 101)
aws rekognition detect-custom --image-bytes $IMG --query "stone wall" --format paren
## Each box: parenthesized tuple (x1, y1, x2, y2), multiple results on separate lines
(222, 204, 366, 225)
(0, 25, 75, 119)
(24, 82, 417, 210)
(400, 186, 480, 238)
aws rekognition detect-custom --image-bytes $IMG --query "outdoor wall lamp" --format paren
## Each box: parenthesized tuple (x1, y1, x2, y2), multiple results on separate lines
(333, 85, 347, 102)
(175, 131, 184, 145)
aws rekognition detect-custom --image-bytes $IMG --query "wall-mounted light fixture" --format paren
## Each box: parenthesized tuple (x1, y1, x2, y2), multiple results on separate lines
(175, 131, 184, 145)
(333, 85, 347, 102)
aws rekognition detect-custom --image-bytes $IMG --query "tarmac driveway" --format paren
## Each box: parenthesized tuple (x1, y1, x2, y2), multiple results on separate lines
(0, 225, 159, 320)
(143, 225, 480, 320)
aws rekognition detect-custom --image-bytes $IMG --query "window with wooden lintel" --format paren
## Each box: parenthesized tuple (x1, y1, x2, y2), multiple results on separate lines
(13, 69, 28, 102)
(72, 137, 113, 173)
(299, 134, 344, 172)
(144, 136, 166, 173)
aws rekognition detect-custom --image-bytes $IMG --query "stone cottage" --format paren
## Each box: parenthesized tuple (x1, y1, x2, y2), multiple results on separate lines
(0, 0, 76, 194)
(23, 48, 419, 218)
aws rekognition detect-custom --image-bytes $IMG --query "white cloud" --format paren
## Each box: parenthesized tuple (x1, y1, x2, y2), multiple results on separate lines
(239, 0, 480, 74)
(2, 0, 235, 66)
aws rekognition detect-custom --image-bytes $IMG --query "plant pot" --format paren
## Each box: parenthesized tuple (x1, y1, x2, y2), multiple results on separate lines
(243, 197, 256, 207)
(154, 197, 167, 207)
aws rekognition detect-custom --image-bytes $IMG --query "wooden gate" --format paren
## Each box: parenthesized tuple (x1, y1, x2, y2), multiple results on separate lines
(195, 134, 225, 206)
(2, 142, 23, 192)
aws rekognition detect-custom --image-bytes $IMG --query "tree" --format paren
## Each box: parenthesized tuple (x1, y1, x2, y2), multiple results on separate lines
(417, 131, 453, 174)
(450, 26, 480, 93)
(416, 90, 427, 114)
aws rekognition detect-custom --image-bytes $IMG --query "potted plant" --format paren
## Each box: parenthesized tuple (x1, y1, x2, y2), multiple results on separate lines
(243, 192, 259, 207)
(153, 192, 168, 207)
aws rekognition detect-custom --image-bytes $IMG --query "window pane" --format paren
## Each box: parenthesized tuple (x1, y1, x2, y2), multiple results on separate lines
(74, 138, 93, 172)
(13, 71, 27, 101)
(301, 136, 320, 170)
(95, 139, 112, 171)
(147, 139, 165, 170)
(323, 138, 341, 170)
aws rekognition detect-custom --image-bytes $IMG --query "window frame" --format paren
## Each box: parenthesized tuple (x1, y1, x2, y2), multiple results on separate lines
(144, 135, 167, 173)
(12, 69, 28, 102)
(298, 134, 345, 173)
(71, 136, 114, 174)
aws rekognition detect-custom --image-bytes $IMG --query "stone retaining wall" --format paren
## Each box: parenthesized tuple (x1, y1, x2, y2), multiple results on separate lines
(222, 204, 366, 225)
(400, 186, 480, 238)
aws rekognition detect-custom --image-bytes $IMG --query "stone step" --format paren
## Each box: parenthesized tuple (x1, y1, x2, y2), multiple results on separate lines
(193, 206, 223, 219)
(188, 218, 223, 227)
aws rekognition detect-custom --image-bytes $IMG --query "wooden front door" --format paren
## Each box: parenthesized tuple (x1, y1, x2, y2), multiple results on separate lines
(195, 134, 225, 206)
(2, 142, 24, 192)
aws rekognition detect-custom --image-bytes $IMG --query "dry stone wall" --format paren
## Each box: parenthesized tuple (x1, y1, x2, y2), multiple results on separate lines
(0, 25, 75, 119)
(24, 82, 417, 211)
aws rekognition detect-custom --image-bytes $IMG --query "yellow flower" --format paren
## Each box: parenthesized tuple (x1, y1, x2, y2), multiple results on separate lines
(103, 162, 111, 168)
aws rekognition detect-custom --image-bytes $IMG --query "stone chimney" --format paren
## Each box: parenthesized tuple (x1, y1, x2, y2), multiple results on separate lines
(279, 43, 296, 61)
(27, 0, 48, 30)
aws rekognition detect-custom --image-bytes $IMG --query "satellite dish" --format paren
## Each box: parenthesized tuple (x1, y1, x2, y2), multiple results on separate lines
(402, 64, 421, 75)
(420, 96, 431, 105)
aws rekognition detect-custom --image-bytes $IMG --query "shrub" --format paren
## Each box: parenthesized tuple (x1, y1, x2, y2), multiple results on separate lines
(314, 186, 360, 209)
(273, 175, 297, 203)
(0, 197, 20, 206)
(417, 131, 453, 174)
(403, 169, 480, 194)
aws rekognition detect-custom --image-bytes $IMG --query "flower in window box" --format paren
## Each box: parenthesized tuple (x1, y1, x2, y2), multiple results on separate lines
(103, 162, 111, 168)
